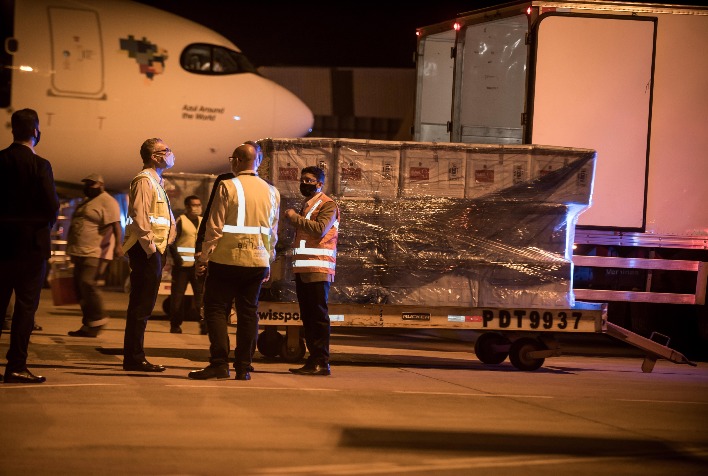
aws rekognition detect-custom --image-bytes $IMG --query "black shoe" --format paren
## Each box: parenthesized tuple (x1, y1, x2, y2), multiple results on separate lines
(33, 323, 43, 331)
(170, 326, 182, 334)
(4, 369, 46, 383)
(68, 327, 99, 338)
(235, 371, 251, 381)
(188, 365, 230, 380)
(289, 363, 331, 376)
(123, 360, 166, 372)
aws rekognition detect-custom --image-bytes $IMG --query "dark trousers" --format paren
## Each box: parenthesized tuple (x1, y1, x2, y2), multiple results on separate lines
(124, 246, 164, 366)
(169, 265, 204, 327)
(203, 262, 267, 370)
(71, 256, 108, 327)
(0, 256, 45, 373)
(295, 275, 331, 364)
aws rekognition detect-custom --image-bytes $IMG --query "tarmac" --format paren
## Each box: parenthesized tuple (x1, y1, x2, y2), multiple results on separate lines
(0, 288, 707, 475)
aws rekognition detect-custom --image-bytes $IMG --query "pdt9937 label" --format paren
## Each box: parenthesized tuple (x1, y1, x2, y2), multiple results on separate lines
(478, 309, 595, 332)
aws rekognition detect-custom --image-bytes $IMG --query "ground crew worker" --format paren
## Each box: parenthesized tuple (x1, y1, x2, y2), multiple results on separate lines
(188, 141, 280, 381)
(285, 166, 339, 376)
(168, 195, 204, 334)
(122, 138, 176, 372)
(67, 173, 124, 338)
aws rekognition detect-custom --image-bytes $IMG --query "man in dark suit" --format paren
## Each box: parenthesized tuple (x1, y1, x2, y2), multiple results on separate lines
(0, 108, 59, 384)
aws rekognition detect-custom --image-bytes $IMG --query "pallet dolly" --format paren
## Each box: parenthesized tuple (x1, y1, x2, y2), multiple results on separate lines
(254, 301, 696, 372)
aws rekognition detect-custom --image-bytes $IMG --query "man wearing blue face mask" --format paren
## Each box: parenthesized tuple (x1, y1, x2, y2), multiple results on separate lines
(121, 138, 176, 372)
(284, 166, 340, 376)
(66, 173, 124, 338)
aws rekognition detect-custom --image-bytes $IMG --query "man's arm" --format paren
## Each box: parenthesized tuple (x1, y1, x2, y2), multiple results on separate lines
(288, 200, 337, 238)
(40, 159, 60, 227)
(128, 176, 157, 255)
(111, 222, 124, 258)
(196, 172, 233, 253)
(104, 195, 124, 258)
(195, 182, 229, 277)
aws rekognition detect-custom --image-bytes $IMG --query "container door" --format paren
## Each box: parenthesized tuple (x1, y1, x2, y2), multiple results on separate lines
(528, 14, 656, 230)
(455, 14, 528, 144)
(414, 29, 456, 143)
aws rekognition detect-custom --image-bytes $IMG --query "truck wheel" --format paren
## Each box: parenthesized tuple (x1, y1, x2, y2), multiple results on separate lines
(474, 332, 510, 364)
(509, 337, 545, 371)
(257, 327, 283, 358)
(280, 338, 306, 363)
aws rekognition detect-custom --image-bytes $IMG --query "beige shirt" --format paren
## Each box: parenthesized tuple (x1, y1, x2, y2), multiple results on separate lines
(66, 191, 121, 259)
(125, 168, 176, 255)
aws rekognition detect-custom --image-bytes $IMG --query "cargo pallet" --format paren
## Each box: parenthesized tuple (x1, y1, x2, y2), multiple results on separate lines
(254, 301, 696, 373)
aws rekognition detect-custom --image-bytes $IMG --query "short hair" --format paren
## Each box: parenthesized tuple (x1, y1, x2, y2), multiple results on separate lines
(301, 166, 325, 183)
(11, 108, 39, 142)
(184, 195, 201, 207)
(139, 138, 163, 163)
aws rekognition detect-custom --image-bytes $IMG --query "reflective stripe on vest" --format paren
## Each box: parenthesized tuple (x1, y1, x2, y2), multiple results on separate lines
(291, 193, 339, 275)
(178, 246, 195, 261)
(292, 241, 336, 257)
(150, 216, 171, 226)
(221, 177, 274, 237)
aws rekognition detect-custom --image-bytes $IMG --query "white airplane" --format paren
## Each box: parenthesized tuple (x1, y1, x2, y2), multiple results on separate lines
(0, 0, 314, 192)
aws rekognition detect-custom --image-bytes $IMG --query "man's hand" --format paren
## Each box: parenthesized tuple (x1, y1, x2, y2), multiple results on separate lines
(195, 261, 207, 277)
(262, 268, 271, 283)
(114, 243, 125, 259)
(285, 209, 298, 222)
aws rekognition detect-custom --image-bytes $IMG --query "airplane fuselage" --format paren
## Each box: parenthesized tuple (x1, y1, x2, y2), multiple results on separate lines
(1, 0, 313, 191)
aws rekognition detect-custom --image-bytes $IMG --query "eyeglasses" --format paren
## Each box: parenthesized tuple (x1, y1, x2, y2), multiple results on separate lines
(300, 178, 318, 184)
(152, 147, 171, 155)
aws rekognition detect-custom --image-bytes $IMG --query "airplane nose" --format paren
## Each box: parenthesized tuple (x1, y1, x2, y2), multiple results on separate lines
(270, 84, 314, 138)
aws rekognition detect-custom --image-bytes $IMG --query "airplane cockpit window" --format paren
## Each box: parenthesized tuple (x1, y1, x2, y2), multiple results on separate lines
(181, 44, 258, 75)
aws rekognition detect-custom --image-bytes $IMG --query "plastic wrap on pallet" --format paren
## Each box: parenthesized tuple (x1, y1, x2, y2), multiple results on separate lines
(258, 139, 596, 309)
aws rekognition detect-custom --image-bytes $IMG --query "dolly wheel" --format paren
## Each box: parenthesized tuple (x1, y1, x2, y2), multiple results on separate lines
(257, 328, 283, 358)
(474, 332, 510, 364)
(509, 337, 545, 371)
(280, 338, 306, 363)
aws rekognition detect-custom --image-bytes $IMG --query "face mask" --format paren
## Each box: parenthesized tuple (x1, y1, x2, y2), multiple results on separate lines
(84, 187, 101, 198)
(164, 152, 175, 169)
(34, 130, 41, 146)
(299, 183, 317, 197)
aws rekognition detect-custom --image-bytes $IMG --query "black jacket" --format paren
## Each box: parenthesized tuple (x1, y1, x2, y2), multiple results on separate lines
(0, 143, 59, 259)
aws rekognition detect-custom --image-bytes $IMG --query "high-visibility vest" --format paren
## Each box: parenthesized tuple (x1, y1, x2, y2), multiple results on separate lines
(291, 192, 339, 276)
(209, 175, 279, 267)
(123, 170, 172, 254)
(174, 214, 201, 267)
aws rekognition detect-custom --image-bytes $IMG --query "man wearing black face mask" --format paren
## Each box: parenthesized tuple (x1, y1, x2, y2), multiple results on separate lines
(284, 166, 340, 376)
(0, 108, 59, 384)
(66, 174, 124, 337)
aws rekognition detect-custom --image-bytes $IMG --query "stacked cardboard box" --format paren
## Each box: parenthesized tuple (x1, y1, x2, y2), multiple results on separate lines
(258, 139, 595, 309)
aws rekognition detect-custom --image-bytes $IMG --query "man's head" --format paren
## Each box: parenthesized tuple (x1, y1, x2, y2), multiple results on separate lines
(81, 173, 105, 198)
(299, 166, 325, 198)
(229, 140, 262, 174)
(11, 108, 40, 145)
(183, 195, 202, 218)
(140, 138, 175, 170)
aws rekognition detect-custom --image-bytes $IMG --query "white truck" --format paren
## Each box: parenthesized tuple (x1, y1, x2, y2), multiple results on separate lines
(413, 0, 707, 358)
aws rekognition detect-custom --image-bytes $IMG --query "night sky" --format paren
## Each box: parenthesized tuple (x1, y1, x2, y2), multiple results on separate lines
(135, 1, 706, 69)
(134, 1, 523, 68)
